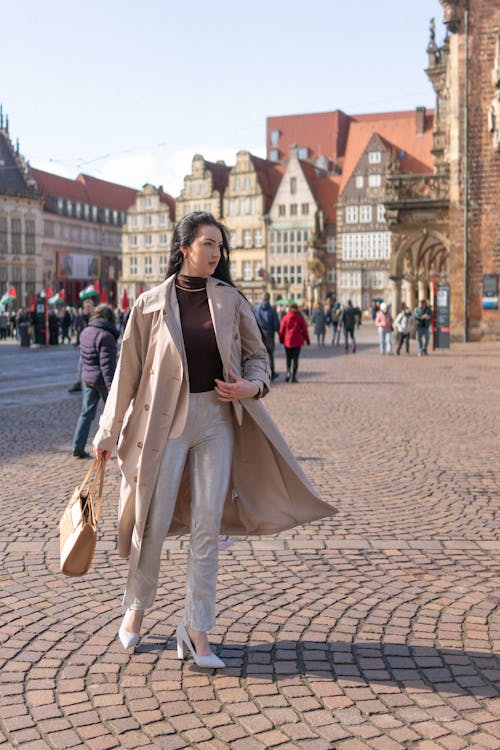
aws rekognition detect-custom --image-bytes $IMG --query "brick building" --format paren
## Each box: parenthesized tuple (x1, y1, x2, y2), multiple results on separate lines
(436, 0, 500, 340)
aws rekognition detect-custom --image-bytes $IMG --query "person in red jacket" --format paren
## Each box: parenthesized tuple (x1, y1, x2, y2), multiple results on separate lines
(279, 303, 310, 383)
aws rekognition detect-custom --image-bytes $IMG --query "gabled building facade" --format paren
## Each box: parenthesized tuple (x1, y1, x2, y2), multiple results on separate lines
(223, 151, 282, 303)
(31, 169, 137, 306)
(267, 148, 339, 306)
(0, 113, 43, 308)
(120, 183, 176, 303)
(176, 154, 230, 221)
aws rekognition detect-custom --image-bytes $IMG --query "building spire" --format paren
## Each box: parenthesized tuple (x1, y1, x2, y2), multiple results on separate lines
(5, 114, 9, 133)
(0, 104, 3, 129)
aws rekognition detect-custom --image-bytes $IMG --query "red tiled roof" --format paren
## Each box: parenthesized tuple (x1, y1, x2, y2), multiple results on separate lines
(31, 167, 138, 211)
(249, 154, 284, 213)
(339, 111, 435, 194)
(267, 110, 351, 162)
(76, 173, 137, 210)
(204, 160, 231, 195)
(299, 161, 341, 223)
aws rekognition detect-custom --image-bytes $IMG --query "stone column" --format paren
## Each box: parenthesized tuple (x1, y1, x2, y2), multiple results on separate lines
(391, 276, 402, 314)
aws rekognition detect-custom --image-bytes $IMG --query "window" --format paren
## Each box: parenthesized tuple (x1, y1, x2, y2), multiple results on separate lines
(297, 146, 309, 159)
(228, 199, 237, 217)
(189, 182, 196, 195)
(0, 217, 7, 252)
(278, 205, 286, 217)
(377, 204, 386, 223)
(92, 206, 98, 221)
(270, 129, 280, 146)
(130, 257, 137, 276)
(327, 269, 336, 283)
(269, 148, 279, 162)
(301, 203, 309, 215)
(131, 215, 138, 227)
(290, 204, 297, 216)
(159, 255, 167, 275)
(359, 205, 372, 223)
(244, 177, 251, 190)
(234, 178, 241, 190)
(242, 261, 252, 281)
(368, 174, 381, 187)
(250, 198, 257, 214)
(75, 202, 82, 217)
(11, 218, 22, 253)
(104, 208, 110, 223)
(57, 198, 64, 213)
(229, 231, 237, 249)
(144, 197, 152, 208)
(159, 234, 168, 245)
(145, 215, 152, 226)
(145, 234, 152, 246)
(144, 256, 152, 276)
(326, 236, 336, 253)
(243, 229, 252, 248)
(84, 204, 90, 220)
(129, 234, 138, 246)
(369, 151, 381, 163)
(25, 220, 35, 254)
(159, 214, 166, 226)
(356, 175, 364, 189)
(346, 205, 358, 223)
(290, 177, 297, 194)
(253, 260, 263, 279)
(230, 261, 237, 278)
(183, 205, 190, 216)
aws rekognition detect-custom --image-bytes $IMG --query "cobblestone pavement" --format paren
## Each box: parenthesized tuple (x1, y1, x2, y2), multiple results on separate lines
(1, 326, 499, 750)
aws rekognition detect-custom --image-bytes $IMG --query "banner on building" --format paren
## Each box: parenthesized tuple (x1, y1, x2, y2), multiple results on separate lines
(482, 274, 498, 309)
(57, 253, 101, 280)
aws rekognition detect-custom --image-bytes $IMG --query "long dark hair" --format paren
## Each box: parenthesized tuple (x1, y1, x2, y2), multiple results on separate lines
(166, 211, 234, 285)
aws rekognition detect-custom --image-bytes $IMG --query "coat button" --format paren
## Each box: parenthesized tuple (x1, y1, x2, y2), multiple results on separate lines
(149, 368, 154, 375)
(144, 404, 150, 411)
(137, 441, 143, 449)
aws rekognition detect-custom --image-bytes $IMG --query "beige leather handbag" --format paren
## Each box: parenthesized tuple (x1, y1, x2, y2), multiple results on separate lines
(59, 459, 105, 577)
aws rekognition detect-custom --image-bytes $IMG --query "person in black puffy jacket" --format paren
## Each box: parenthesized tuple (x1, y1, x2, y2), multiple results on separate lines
(71, 305, 118, 458)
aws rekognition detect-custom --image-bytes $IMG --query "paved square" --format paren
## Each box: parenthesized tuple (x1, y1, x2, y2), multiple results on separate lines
(1, 326, 499, 749)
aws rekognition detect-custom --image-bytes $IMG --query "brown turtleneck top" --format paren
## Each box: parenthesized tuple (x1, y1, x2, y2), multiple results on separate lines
(175, 275, 224, 393)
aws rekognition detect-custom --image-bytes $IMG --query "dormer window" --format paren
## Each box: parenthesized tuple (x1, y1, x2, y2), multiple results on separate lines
(369, 151, 381, 163)
(297, 147, 309, 160)
(269, 149, 279, 162)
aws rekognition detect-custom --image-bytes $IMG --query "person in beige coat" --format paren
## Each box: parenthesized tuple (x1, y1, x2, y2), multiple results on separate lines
(93, 211, 335, 669)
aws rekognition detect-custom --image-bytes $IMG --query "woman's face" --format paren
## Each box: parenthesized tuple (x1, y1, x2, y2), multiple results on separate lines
(180, 224, 223, 277)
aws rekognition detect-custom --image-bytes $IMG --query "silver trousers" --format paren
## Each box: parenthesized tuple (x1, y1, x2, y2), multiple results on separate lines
(123, 390, 234, 631)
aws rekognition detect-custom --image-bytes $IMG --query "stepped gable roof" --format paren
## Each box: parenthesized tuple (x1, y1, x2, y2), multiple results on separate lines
(267, 110, 351, 162)
(0, 132, 33, 194)
(76, 173, 137, 210)
(299, 160, 341, 223)
(204, 160, 231, 195)
(249, 154, 284, 212)
(339, 110, 434, 194)
(158, 188, 176, 222)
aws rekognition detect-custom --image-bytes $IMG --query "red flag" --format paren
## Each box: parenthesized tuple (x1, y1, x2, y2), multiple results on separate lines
(101, 287, 108, 303)
(121, 288, 129, 311)
(59, 289, 65, 301)
(45, 286, 53, 298)
(94, 280, 101, 293)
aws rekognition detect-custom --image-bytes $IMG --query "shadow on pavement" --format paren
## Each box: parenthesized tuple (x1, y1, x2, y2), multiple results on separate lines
(135, 638, 499, 698)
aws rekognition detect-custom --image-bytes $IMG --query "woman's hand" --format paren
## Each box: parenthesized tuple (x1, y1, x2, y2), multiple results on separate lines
(215, 370, 259, 402)
(93, 447, 112, 462)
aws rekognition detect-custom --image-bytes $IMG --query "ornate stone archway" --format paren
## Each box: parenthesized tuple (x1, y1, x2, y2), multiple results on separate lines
(390, 229, 450, 312)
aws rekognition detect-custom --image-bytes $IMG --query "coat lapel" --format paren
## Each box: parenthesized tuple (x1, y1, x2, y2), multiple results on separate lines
(162, 276, 188, 374)
(206, 277, 238, 378)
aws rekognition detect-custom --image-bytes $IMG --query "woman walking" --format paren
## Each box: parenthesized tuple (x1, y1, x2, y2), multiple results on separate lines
(312, 301, 327, 347)
(375, 302, 394, 355)
(92, 212, 334, 668)
(279, 302, 310, 383)
(394, 304, 414, 355)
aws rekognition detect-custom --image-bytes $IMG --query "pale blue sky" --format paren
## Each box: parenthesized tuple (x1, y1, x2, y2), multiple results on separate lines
(2, 0, 445, 194)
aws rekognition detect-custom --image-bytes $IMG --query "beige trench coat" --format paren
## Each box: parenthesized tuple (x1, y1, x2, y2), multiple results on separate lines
(93, 275, 336, 574)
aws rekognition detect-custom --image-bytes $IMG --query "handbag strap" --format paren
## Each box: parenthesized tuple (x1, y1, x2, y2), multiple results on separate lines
(79, 458, 105, 522)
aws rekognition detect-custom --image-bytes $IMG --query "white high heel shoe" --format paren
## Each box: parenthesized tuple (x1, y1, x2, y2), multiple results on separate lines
(176, 622, 225, 669)
(118, 611, 142, 650)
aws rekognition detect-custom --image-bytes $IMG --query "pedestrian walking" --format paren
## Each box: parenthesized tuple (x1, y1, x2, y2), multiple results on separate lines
(312, 301, 327, 346)
(327, 303, 342, 345)
(91, 211, 333, 666)
(253, 292, 280, 379)
(0, 311, 7, 340)
(375, 302, 394, 355)
(71, 304, 118, 458)
(394, 304, 414, 355)
(69, 299, 95, 392)
(279, 302, 310, 382)
(61, 307, 72, 344)
(414, 298, 432, 356)
(340, 300, 356, 353)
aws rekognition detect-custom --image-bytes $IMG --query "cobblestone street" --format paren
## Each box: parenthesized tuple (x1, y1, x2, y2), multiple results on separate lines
(1, 326, 499, 750)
